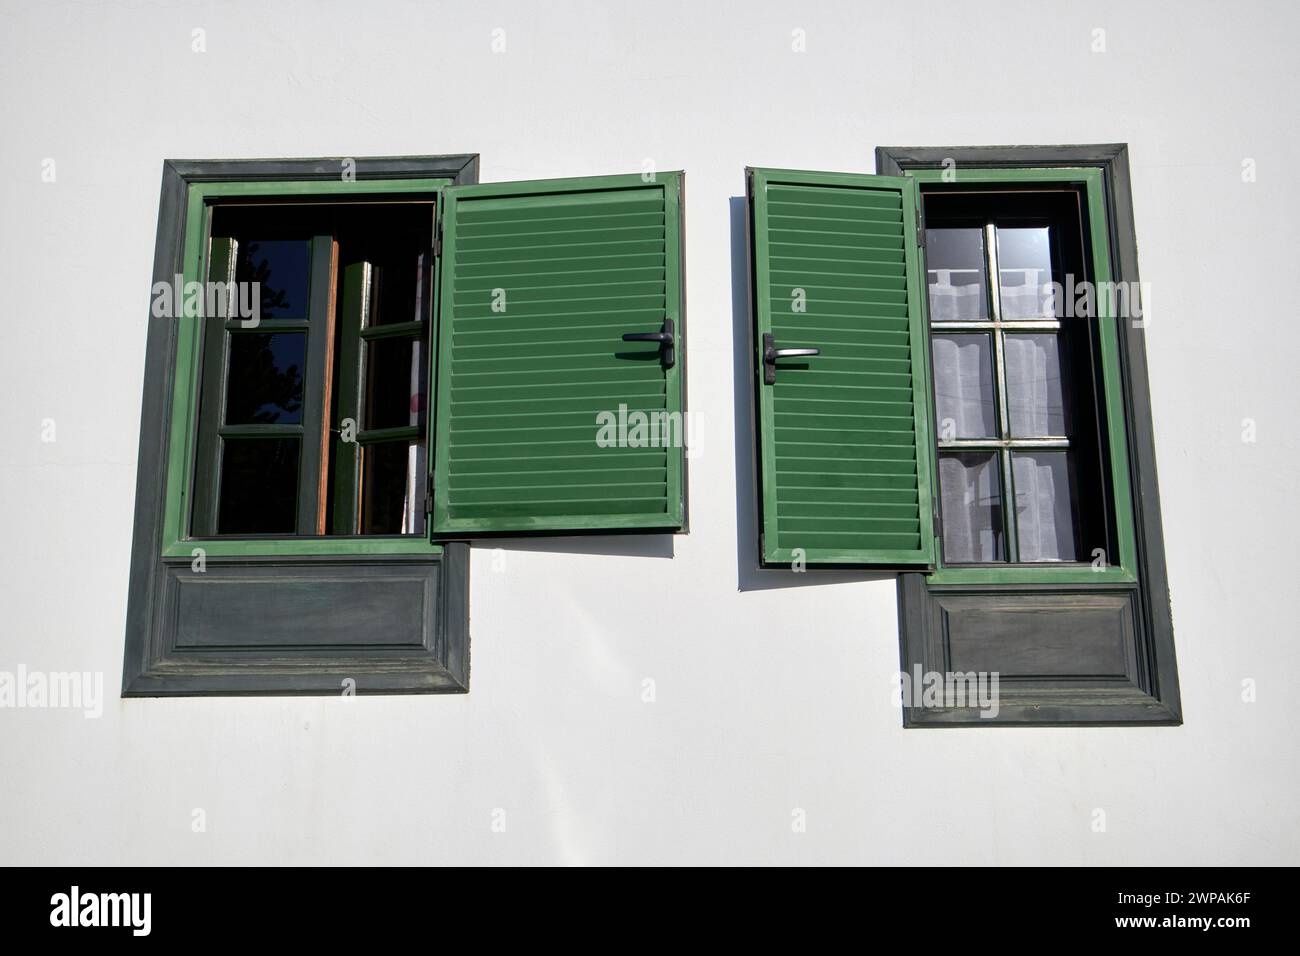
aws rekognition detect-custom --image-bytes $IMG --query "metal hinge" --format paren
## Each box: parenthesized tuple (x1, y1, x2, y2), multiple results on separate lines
(424, 473, 435, 515)
(916, 208, 925, 248)
(433, 231, 442, 258)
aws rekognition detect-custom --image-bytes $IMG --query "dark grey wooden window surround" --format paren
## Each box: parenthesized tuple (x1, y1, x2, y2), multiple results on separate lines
(123, 156, 476, 697)
(876, 145, 1180, 726)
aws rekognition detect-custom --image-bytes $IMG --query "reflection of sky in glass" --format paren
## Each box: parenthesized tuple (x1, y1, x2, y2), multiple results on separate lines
(256, 335, 303, 421)
(996, 228, 1054, 319)
(926, 228, 987, 322)
(996, 227, 1051, 270)
(225, 333, 304, 425)
(239, 239, 310, 319)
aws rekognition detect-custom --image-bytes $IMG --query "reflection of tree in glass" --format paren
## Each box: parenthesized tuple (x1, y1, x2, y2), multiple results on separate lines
(226, 333, 303, 424)
(241, 242, 294, 317)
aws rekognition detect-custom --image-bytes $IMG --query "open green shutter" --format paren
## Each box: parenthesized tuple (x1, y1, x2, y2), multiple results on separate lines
(432, 173, 685, 537)
(748, 168, 935, 567)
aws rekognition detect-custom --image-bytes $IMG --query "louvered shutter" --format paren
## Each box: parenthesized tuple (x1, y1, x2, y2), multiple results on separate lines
(748, 168, 935, 567)
(431, 173, 685, 536)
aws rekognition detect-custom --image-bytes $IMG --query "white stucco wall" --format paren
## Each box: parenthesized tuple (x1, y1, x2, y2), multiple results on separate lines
(1, 0, 1296, 865)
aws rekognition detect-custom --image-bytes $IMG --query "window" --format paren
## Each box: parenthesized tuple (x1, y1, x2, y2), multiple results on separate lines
(125, 156, 687, 696)
(924, 191, 1112, 566)
(192, 202, 436, 537)
(746, 145, 1179, 725)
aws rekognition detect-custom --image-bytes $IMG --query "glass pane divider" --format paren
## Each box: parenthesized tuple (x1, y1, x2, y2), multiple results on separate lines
(985, 222, 1018, 562)
(939, 441, 1069, 450)
(929, 320, 1063, 330)
(223, 318, 309, 332)
(217, 424, 305, 438)
(1000, 449, 1018, 562)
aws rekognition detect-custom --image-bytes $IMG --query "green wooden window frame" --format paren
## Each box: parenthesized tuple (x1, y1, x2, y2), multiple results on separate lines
(161, 177, 450, 560)
(909, 167, 1138, 587)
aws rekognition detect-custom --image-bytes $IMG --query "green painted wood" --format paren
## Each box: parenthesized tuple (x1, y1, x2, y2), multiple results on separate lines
(749, 168, 935, 567)
(432, 173, 685, 536)
(332, 261, 368, 534)
(190, 235, 235, 536)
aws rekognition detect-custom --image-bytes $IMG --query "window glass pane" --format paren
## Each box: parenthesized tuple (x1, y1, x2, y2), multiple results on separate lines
(931, 333, 997, 439)
(996, 227, 1055, 319)
(1012, 450, 1080, 561)
(218, 437, 299, 534)
(1005, 333, 1071, 437)
(371, 249, 428, 326)
(364, 337, 426, 430)
(939, 452, 1004, 562)
(225, 332, 305, 425)
(361, 440, 426, 534)
(235, 239, 311, 320)
(925, 228, 988, 322)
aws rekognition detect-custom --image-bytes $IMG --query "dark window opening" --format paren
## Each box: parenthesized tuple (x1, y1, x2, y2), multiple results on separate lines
(193, 201, 436, 537)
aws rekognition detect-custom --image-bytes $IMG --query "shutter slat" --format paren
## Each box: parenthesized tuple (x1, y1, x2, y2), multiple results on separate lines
(453, 315, 664, 337)
(456, 254, 666, 275)
(457, 225, 665, 244)
(432, 174, 685, 536)
(448, 468, 667, 490)
(767, 216, 904, 237)
(751, 169, 935, 567)
(457, 214, 665, 239)
(446, 396, 664, 418)
(457, 198, 662, 225)
(455, 341, 661, 361)
(450, 293, 666, 313)
(453, 283, 667, 301)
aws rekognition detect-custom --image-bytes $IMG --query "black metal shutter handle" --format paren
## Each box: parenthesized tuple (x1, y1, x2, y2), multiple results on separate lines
(763, 332, 820, 384)
(621, 318, 675, 368)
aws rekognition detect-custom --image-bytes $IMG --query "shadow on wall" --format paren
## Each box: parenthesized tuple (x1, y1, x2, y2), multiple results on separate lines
(469, 534, 673, 559)
(728, 194, 894, 592)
